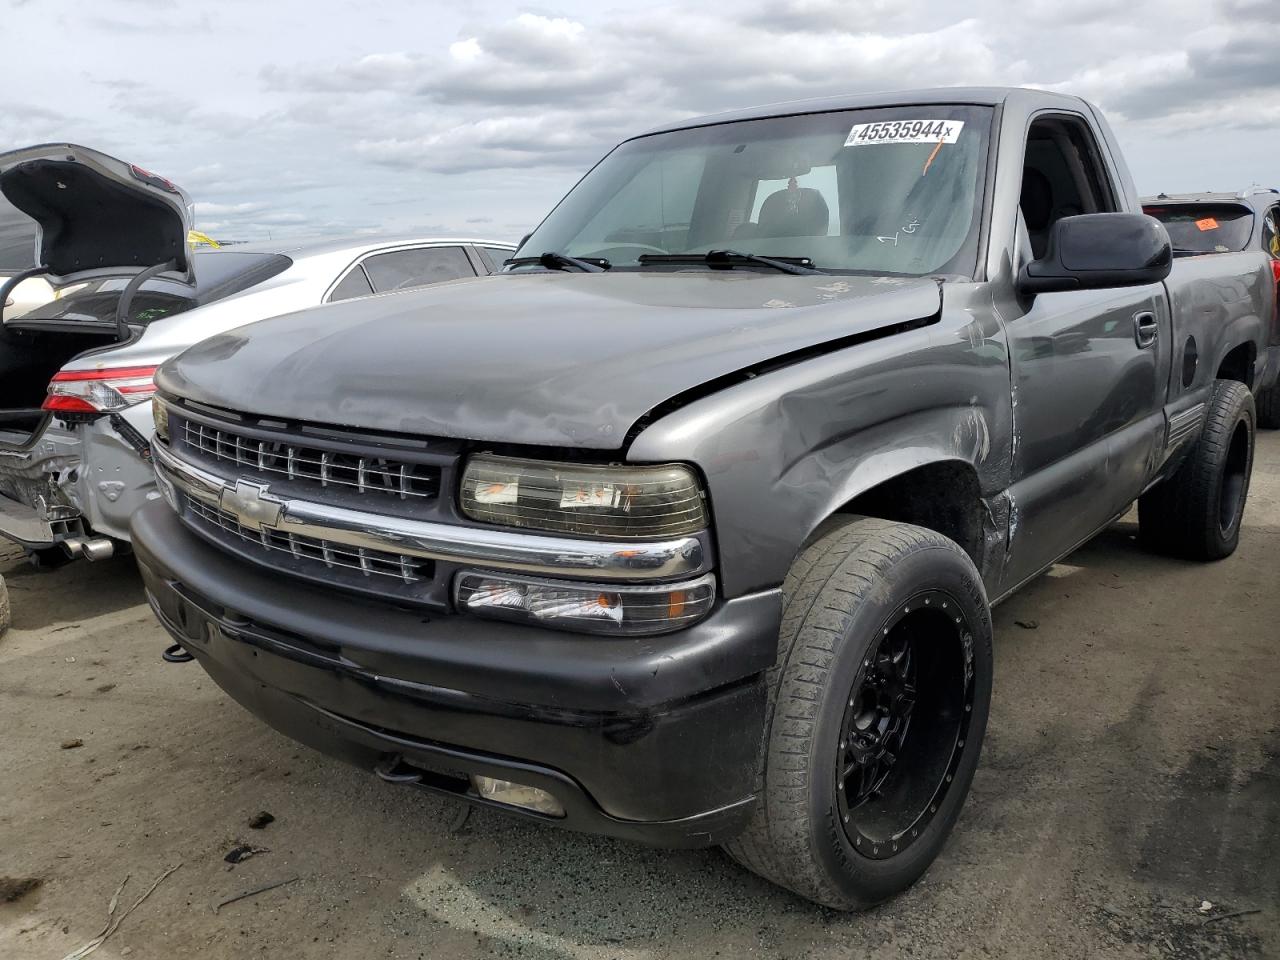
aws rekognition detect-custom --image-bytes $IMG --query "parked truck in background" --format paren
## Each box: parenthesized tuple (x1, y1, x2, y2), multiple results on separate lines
(135, 88, 1278, 909)
(1142, 187, 1280, 426)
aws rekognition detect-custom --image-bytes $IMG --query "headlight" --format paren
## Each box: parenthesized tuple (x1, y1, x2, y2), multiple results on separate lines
(152, 396, 171, 443)
(456, 571, 716, 635)
(460, 455, 708, 539)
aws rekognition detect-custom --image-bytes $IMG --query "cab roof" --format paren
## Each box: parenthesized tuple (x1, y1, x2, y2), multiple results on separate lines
(1142, 188, 1280, 213)
(638, 86, 1090, 137)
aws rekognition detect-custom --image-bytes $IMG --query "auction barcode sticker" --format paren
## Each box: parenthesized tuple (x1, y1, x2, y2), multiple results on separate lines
(845, 119, 965, 146)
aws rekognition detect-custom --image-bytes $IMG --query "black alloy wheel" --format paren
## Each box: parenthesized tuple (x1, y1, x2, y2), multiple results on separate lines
(835, 590, 973, 861)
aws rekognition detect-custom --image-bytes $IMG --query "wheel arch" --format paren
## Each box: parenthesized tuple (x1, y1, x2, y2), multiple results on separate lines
(1215, 339, 1257, 389)
(802, 457, 989, 571)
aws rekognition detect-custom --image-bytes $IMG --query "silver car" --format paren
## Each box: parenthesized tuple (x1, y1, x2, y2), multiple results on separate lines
(0, 143, 513, 565)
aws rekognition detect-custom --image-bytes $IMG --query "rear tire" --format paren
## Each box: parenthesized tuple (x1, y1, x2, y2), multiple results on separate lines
(722, 517, 993, 910)
(1138, 379, 1254, 560)
(1256, 385, 1280, 430)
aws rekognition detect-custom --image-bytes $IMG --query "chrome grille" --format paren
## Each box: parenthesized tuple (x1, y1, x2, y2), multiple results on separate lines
(187, 498, 430, 585)
(178, 420, 439, 501)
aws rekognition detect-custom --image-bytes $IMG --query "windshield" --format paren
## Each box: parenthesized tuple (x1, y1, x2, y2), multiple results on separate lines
(1143, 203, 1255, 254)
(519, 105, 993, 276)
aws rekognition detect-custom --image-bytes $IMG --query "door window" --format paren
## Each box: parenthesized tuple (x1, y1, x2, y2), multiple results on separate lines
(1020, 115, 1118, 258)
(328, 265, 374, 302)
(361, 246, 476, 293)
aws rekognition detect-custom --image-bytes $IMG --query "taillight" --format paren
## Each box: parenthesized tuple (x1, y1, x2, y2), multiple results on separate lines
(43, 366, 159, 414)
(1271, 259, 1280, 285)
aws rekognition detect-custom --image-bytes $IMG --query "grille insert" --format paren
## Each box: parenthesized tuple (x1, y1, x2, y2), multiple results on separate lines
(187, 498, 430, 585)
(179, 420, 439, 501)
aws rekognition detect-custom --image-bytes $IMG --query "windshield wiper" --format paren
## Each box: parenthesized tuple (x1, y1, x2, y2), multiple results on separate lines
(505, 251, 610, 273)
(636, 249, 825, 275)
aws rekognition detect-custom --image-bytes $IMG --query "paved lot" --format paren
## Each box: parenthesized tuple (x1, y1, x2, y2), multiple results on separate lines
(1, 434, 1278, 960)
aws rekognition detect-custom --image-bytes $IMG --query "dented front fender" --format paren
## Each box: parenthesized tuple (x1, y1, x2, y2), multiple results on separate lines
(628, 283, 1013, 598)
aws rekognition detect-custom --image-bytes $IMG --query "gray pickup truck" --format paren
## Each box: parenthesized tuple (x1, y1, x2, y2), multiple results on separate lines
(134, 87, 1278, 909)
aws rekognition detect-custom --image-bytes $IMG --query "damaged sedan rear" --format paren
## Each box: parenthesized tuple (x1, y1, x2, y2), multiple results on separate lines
(0, 143, 514, 566)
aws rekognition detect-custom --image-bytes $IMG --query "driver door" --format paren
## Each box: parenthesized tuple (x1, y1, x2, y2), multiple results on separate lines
(1000, 114, 1169, 592)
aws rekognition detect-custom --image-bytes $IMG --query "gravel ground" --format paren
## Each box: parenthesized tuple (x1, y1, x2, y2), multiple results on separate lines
(0, 434, 1277, 960)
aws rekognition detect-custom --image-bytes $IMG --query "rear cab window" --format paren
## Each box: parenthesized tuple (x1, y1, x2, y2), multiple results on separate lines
(1143, 203, 1255, 254)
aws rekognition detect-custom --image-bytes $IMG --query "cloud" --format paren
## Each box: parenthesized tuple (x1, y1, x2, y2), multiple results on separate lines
(193, 200, 268, 216)
(3, 0, 1279, 243)
(1046, 10, 1280, 128)
(267, 10, 1011, 177)
(256, 211, 309, 225)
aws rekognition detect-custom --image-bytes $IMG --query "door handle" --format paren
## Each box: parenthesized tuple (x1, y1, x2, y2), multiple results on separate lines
(1133, 311, 1159, 349)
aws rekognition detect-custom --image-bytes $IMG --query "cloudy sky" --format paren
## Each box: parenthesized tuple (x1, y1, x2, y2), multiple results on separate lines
(2, 0, 1277, 244)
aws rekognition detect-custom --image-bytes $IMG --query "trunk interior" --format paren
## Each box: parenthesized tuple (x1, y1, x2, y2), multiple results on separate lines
(0, 325, 118, 443)
(0, 281, 202, 446)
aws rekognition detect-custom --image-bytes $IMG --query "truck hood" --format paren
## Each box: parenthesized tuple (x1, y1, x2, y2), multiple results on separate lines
(0, 143, 194, 286)
(159, 271, 941, 449)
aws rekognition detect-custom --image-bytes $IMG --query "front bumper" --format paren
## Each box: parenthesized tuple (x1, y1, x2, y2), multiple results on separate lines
(133, 500, 781, 846)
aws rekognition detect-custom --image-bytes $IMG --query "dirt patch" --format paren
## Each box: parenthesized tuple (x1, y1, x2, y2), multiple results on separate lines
(0, 877, 42, 904)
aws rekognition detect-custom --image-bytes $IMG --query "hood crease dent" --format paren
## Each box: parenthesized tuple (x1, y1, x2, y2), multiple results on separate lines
(158, 272, 943, 450)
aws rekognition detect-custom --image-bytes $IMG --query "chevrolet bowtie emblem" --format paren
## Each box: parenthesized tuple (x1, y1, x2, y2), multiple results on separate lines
(220, 479, 284, 532)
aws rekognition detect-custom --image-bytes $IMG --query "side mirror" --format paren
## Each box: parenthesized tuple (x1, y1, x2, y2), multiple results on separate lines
(1017, 213, 1172, 295)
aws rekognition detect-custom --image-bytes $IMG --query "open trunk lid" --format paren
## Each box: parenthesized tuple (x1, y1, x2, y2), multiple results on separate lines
(0, 143, 194, 290)
(0, 145, 194, 447)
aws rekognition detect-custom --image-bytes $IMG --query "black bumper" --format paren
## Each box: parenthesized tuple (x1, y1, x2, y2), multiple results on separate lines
(132, 500, 781, 847)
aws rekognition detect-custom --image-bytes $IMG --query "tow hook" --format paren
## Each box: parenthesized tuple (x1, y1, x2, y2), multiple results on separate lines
(373, 755, 425, 784)
(162, 643, 194, 663)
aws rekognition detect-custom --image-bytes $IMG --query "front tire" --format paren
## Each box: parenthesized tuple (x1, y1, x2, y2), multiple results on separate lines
(1139, 379, 1255, 560)
(723, 517, 993, 910)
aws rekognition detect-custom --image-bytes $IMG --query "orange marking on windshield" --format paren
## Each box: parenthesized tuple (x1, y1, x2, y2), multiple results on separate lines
(922, 139, 944, 176)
